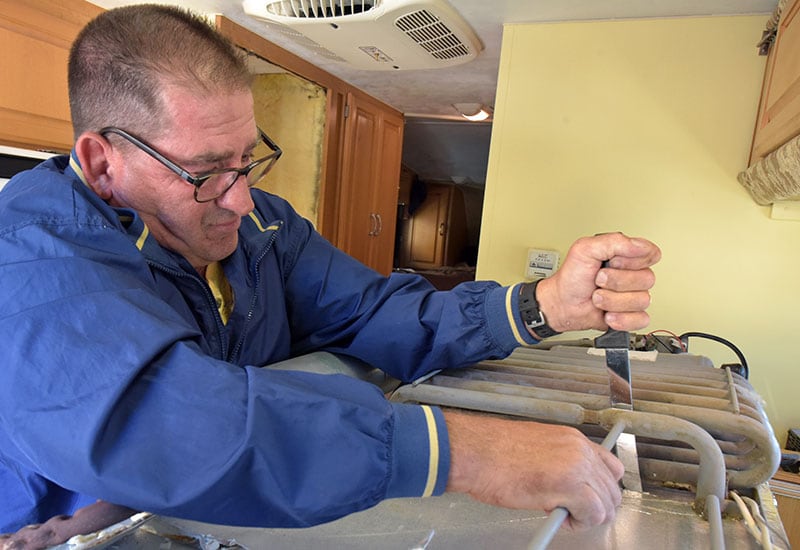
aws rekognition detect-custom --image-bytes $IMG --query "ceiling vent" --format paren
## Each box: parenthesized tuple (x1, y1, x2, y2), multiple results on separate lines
(241, 0, 483, 70)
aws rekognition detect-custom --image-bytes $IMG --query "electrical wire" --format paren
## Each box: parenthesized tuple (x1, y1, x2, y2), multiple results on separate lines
(645, 329, 687, 352)
(680, 331, 749, 378)
(729, 491, 774, 549)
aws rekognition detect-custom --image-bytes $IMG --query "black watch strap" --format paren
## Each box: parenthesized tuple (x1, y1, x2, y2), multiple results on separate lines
(519, 279, 561, 340)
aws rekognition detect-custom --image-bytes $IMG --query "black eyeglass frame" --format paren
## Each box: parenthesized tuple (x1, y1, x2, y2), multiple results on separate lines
(100, 126, 282, 203)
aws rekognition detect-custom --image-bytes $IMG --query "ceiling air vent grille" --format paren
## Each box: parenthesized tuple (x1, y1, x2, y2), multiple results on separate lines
(395, 9, 470, 60)
(258, 18, 348, 61)
(243, 0, 483, 70)
(267, 0, 380, 18)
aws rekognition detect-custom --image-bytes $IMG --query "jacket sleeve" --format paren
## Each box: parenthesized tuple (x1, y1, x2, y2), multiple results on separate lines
(0, 211, 449, 528)
(267, 198, 538, 383)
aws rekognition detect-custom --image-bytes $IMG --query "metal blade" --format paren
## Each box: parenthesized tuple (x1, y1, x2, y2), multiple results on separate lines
(604, 347, 633, 409)
(595, 328, 643, 492)
(616, 432, 642, 492)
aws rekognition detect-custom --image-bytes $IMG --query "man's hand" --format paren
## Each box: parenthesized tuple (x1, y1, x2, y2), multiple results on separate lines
(536, 233, 661, 333)
(444, 410, 623, 530)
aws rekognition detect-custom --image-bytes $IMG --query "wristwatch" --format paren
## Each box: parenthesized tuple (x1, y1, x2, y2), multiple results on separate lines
(519, 279, 561, 339)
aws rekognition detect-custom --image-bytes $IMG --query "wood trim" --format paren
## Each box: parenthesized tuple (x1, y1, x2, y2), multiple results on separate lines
(318, 88, 347, 242)
(0, 108, 73, 153)
(0, 0, 102, 48)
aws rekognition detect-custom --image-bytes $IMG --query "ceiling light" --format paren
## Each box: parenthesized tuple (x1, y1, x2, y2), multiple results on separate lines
(453, 103, 492, 122)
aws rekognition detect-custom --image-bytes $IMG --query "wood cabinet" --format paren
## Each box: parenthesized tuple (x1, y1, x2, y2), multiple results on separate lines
(771, 468, 800, 549)
(0, 0, 102, 152)
(750, 0, 800, 164)
(336, 93, 403, 274)
(400, 183, 468, 270)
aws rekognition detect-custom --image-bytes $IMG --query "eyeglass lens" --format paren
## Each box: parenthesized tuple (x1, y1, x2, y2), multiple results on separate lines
(194, 155, 278, 202)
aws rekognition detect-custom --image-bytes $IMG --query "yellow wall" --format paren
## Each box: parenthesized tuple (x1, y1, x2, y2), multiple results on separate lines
(252, 73, 326, 226)
(477, 16, 800, 443)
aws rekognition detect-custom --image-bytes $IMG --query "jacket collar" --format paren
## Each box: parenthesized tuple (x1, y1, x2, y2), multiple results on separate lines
(69, 150, 282, 274)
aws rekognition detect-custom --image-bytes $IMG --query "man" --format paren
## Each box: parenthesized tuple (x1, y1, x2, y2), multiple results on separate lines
(0, 4, 660, 538)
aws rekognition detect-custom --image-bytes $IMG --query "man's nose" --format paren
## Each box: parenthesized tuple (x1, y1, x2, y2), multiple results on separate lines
(216, 175, 255, 216)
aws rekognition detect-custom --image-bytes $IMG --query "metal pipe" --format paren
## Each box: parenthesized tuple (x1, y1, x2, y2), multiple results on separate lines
(392, 384, 588, 426)
(706, 494, 725, 550)
(393, 385, 729, 503)
(396, 375, 780, 488)
(412, 368, 780, 488)
(633, 404, 779, 488)
(597, 408, 727, 509)
(724, 366, 741, 415)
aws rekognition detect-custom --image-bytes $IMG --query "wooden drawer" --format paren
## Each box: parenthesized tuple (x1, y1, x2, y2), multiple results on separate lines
(770, 468, 800, 548)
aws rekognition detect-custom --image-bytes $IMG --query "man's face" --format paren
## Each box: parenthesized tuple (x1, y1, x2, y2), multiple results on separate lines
(106, 86, 258, 273)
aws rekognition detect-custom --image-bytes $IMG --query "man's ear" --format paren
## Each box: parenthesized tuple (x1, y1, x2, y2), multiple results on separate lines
(74, 132, 116, 200)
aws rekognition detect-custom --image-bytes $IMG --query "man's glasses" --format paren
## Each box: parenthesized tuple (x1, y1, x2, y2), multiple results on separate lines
(100, 126, 282, 203)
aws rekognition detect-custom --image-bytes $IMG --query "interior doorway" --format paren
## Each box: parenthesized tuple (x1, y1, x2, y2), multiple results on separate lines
(394, 117, 490, 289)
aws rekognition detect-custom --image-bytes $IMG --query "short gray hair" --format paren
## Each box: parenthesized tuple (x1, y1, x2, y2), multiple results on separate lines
(68, 4, 253, 139)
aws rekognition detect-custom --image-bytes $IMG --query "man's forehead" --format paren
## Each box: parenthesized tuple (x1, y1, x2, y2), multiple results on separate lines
(156, 85, 258, 158)
(161, 130, 259, 167)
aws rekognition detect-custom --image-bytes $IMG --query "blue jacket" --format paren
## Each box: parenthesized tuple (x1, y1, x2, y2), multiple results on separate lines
(0, 155, 538, 533)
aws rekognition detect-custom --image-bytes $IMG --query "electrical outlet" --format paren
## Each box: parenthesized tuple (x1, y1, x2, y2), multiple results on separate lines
(525, 248, 559, 280)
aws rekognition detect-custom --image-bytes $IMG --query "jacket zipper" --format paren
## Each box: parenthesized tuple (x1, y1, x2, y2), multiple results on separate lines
(228, 225, 281, 362)
(147, 261, 229, 360)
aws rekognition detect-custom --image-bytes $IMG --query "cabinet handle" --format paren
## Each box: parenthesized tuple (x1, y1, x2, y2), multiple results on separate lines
(439, 222, 447, 236)
(368, 213, 377, 236)
(375, 214, 382, 236)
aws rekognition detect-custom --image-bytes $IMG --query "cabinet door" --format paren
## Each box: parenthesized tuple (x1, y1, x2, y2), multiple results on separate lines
(0, 0, 102, 152)
(750, 0, 800, 163)
(336, 93, 402, 275)
(338, 94, 380, 268)
(369, 110, 403, 273)
(405, 184, 452, 269)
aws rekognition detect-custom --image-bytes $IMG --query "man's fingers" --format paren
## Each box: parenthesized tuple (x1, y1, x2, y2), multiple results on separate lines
(603, 310, 651, 332)
(596, 266, 656, 292)
(592, 288, 652, 312)
(596, 447, 624, 516)
(579, 233, 662, 270)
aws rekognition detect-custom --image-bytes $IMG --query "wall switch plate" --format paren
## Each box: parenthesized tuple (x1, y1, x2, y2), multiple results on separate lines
(525, 248, 559, 279)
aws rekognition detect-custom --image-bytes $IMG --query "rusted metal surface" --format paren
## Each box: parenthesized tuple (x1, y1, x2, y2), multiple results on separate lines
(392, 346, 781, 495)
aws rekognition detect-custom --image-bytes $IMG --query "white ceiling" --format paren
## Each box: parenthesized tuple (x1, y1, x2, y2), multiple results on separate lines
(88, 0, 778, 184)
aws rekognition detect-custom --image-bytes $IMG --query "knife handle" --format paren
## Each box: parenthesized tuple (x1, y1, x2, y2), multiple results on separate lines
(595, 329, 628, 349)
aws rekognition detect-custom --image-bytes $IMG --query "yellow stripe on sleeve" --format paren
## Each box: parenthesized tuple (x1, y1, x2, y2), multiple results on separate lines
(421, 405, 440, 498)
(505, 285, 528, 346)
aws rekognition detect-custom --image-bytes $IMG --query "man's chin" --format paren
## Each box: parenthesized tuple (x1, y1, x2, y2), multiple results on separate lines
(204, 234, 239, 263)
